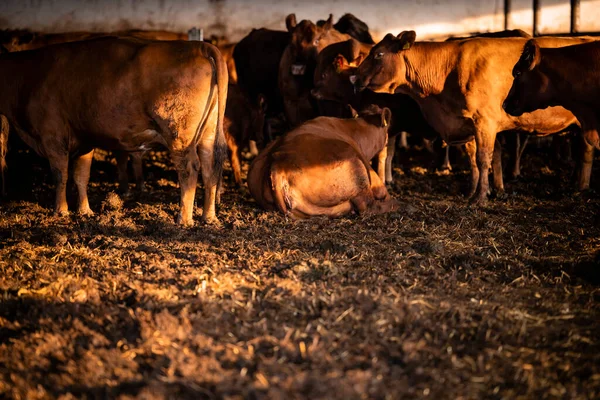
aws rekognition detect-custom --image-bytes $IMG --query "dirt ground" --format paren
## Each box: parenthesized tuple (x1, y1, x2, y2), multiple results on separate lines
(0, 137, 599, 400)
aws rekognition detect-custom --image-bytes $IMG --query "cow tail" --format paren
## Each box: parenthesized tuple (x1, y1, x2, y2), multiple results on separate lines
(206, 44, 229, 187)
(0, 115, 8, 196)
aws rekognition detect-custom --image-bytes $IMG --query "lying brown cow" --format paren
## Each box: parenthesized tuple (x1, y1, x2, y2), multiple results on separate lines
(247, 106, 398, 219)
(0, 37, 228, 225)
(503, 39, 600, 188)
(279, 14, 355, 127)
(352, 32, 592, 203)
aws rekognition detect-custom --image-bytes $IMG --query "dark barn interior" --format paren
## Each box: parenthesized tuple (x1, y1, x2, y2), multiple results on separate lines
(0, 1, 599, 399)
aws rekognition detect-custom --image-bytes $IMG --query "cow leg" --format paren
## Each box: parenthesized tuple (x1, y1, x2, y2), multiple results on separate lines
(492, 138, 505, 197)
(47, 151, 70, 216)
(464, 140, 479, 198)
(578, 139, 594, 191)
(470, 128, 496, 205)
(0, 115, 9, 196)
(73, 150, 94, 216)
(172, 146, 200, 226)
(130, 152, 145, 193)
(116, 151, 131, 196)
(228, 141, 242, 187)
(437, 139, 452, 174)
(398, 131, 408, 150)
(368, 167, 390, 201)
(385, 135, 396, 184)
(376, 145, 387, 182)
(248, 140, 259, 157)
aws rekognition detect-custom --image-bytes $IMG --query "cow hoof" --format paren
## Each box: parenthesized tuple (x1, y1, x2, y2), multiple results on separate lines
(202, 215, 222, 227)
(437, 168, 451, 176)
(494, 190, 507, 200)
(54, 209, 70, 217)
(78, 208, 94, 217)
(468, 196, 488, 207)
(176, 214, 194, 227)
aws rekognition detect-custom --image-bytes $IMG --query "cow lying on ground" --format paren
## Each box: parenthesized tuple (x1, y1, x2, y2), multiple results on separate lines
(247, 106, 398, 219)
(352, 32, 591, 204)
(503, 39, 600, 188)
(0, 37, 228, 225)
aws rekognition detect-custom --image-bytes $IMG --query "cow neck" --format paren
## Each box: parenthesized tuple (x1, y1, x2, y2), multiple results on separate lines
(539, 46, 591, 108)
(345, 119, 386, 160)
(402, 42, 458, 98)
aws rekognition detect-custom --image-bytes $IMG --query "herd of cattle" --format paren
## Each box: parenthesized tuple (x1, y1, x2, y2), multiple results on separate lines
(0, 14, 598, 225)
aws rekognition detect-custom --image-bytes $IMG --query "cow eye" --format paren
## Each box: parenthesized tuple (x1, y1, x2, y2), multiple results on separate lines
(321, 72, 327, 79)
(514, 70, 521, 77)
(374, 52, 384, 59)
(314, 38, 320, 46)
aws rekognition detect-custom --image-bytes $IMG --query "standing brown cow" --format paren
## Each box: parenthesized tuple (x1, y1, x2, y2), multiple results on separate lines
(247, 106, 398, 219)
(503, 39, 600, 188)
(279, 14, 353, 127)
(352, 32, 591, 203)
(0, 37, 228, 225)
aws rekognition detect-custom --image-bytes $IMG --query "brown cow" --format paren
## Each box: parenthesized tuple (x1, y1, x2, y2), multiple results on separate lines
(224, 84, 266, 186)
(279, 14, 353, 127)
(0, 37, 228, 225)
(352, 32, 591, 204)
(503, 39, 600, 188)
(0, 28, 210, 196)
(247, 106, 398, 219)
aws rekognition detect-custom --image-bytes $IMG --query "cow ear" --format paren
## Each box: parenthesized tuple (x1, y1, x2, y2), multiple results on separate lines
(521, 39, 541, 71)
(286, 14, 297, 32)
(347, 39, 364, 66)
(381, 107, 392, 128)
(346, 104, 359, 119)
(394, 30, 416, 52)
(333, 55, 348, 73)
(323, 14, 334, 31)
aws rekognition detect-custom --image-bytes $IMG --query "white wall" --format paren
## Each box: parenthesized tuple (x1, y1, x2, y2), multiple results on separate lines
(0, 0, 599, 41)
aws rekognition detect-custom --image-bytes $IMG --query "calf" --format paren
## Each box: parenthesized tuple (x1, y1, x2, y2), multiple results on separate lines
(503, 39, 600, 187)
(279, 14, 353, 127)
(247, 106, 398, 219)
(0, 37, 228, 225)
(352, 33, 591, 203)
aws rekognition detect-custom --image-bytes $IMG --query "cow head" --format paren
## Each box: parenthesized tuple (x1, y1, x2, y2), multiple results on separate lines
(359, 105, 393, 131)
(312, 39, 368, 102)
(351, 31, 416, 94)
(503, 39, 552, 116)
(285, 14, 349, 76)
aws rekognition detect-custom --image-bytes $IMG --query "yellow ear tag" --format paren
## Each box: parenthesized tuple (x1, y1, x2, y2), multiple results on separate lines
(383, 120, 388, 127)
(402, 42, 411, 50)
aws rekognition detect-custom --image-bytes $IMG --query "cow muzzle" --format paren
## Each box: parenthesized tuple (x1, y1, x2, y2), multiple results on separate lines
(291, 64, 306, 76)
(502, 99, 523, 117)
(350, 75, 367, 94)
